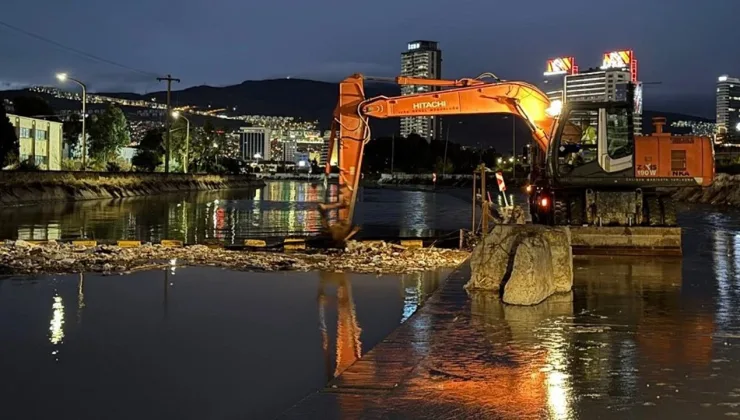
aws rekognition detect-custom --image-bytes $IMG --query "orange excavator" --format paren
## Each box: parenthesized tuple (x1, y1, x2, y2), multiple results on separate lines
(320, 73, 715, 243)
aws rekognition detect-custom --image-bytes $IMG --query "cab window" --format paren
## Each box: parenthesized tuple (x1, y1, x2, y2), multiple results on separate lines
(606, 108, 633, 159)
(558, 109, 598, 171)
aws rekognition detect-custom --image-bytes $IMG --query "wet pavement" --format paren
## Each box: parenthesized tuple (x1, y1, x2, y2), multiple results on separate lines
(279, 256, 735, 419)
(0, 267, 449, 420)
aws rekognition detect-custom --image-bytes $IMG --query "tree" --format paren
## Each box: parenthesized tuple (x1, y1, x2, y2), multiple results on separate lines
(132, 128, 164, 172)
(434, 156, 454, 174)
(63, 113, 82, 156)
(168, 117, 188, 171)
(189, 121, 226, 173)
(0, 107, 19, 168)
(87, 104, 130, 168)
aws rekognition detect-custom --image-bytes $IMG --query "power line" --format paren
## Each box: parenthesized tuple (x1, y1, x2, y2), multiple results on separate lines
(0, 19, 160, 78)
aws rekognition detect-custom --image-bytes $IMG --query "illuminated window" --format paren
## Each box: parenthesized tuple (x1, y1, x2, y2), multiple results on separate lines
(19, 127, 31, 138)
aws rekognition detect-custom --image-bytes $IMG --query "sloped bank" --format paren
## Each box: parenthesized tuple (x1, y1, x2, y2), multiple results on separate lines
(0, 171, 265, 205)
(672, 173, 740, 206)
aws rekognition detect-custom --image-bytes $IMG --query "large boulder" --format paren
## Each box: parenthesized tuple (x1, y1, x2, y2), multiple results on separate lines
(467, 225, 522, 292)
(540, 228, 572, 293)
(466, 224, 573, 305)
(502, 235, 556, 305)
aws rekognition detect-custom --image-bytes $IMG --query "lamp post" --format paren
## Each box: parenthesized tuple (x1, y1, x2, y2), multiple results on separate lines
(56, 73, 87, 170)
(171, 111, 190, 173)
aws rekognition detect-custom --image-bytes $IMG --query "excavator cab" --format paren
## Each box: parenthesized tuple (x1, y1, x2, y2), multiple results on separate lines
(531, 82, 714, 226)
(550, 99, 635, 183)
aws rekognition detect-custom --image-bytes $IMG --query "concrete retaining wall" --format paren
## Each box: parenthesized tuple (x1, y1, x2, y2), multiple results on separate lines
(0, 171, 265, 205)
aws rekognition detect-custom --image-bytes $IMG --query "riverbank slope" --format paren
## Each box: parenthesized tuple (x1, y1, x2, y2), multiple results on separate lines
(672, 173, 740, 206)
(0, 171, 265, 205)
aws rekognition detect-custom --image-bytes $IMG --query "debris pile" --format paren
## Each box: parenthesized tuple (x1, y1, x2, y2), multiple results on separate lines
(0, 239, 469, 276)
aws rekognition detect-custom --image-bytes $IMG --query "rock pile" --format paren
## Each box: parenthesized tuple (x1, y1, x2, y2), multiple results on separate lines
(672, 173, 740, 206)
(0, 240, 469, 276)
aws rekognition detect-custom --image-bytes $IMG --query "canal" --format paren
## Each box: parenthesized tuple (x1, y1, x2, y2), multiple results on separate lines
(0, 181, 473, 242)
(2, 182, 740, 418)
(0, 268, 448, 419)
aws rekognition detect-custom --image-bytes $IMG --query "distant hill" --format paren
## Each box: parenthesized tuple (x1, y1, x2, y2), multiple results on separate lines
(2, 78, 713, 148)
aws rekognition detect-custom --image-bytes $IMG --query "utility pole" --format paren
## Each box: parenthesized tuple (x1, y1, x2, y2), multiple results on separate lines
(157, 74, 180, 173)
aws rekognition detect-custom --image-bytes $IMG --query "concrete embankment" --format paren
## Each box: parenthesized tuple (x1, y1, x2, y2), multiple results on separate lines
(0, 171, 265, 205)
(672, 173, 740, 206)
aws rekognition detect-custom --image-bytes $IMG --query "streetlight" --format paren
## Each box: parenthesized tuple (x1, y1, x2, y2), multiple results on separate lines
(171, 111, 190, 173)
(56, 73, 87, 170)
(736, 122, 740, 132)
(253, 153, 262, 160)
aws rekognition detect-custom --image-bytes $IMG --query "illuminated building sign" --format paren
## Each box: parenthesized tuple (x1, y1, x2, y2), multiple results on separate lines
(601, 50, 632, 69)
(407, 42, 420, 50)
(601, 50, 638, 83)
(544, 57, 577, 76)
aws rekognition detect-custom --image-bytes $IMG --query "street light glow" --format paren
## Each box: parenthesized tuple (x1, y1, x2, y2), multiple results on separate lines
(736, 122, 740, 132)
(55, 73, 68, 81)
(172, 111, 180, 118)
(254, 153, 262, 159)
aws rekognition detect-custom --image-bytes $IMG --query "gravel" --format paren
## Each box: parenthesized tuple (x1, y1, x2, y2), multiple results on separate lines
(0, 239, 470, 276)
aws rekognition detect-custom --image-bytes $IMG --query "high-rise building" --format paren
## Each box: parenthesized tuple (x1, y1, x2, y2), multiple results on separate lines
(239, 127, 271, 161)
(561, 50, 642, 134)
(400, 40, 442, 141)
(716, 75, 740, 144)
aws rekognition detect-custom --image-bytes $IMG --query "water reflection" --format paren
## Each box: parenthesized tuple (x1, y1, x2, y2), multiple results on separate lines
(315, 270, 444, 384)
(49, 293, 65, 361)
(77, 273, 85, 324)
(0, 181, 471, 243)
(386, 256, 724, 419)
(399, 271, 443, 323)
(317, 272, 362, 380)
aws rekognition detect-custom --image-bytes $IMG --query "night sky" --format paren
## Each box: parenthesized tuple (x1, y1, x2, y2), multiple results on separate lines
(1, 0, 738, 116)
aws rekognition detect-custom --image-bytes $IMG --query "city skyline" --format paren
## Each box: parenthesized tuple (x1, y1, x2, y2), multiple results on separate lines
(0, 0, 737, 102)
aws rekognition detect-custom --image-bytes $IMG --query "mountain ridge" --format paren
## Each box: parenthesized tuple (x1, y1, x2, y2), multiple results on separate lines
(2, 78, 713, 148)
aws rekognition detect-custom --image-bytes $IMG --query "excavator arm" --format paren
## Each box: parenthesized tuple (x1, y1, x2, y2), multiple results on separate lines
(320, 73, 558, 243)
